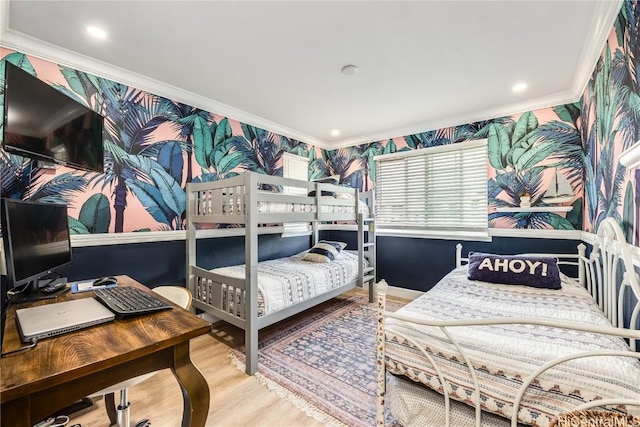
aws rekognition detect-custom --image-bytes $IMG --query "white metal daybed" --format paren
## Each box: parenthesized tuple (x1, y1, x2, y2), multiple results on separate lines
(376, 217, 640, 427)
(186, 171, 376, 375)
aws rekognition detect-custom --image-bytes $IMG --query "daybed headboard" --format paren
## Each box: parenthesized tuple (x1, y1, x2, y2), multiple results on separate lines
(454, 243, 585, 284)
(586, 217, 640, 331)
(455, 218, 640, 342)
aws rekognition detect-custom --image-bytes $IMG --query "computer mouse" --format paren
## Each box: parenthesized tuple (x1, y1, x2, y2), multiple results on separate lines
(93, 276, 118, 286)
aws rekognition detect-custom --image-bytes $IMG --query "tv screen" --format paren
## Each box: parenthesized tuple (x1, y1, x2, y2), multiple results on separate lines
(1, 198, 72, 290)
(2, 62, 105, 173)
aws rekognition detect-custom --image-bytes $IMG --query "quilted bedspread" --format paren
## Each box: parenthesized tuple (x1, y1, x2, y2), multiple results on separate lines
(384, 266, 640, 426)
(212, 250, 361, 316)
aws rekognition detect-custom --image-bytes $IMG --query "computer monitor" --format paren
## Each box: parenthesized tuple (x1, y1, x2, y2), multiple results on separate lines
(1, 198, 72, 303)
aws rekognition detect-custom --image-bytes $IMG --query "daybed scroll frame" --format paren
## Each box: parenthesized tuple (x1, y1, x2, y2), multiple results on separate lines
(186, 172, 376, 375)
(376, 218, 640, 427)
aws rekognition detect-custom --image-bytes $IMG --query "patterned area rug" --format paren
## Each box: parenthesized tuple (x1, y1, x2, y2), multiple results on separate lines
(229, 293, 405, 427)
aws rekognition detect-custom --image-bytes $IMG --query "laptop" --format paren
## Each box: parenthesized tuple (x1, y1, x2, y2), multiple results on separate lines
(16, 298, 116, 343)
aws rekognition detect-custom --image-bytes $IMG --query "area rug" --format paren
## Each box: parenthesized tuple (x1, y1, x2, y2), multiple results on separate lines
(229, 293, 405, 427)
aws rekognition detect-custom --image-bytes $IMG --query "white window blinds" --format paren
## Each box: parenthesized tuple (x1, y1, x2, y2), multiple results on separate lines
(283, 152, 308, 195)
(374, 139, 488, 235)
(282, 152, 309, 235)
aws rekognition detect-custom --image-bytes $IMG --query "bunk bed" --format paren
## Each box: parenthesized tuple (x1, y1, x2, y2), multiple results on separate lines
(186, 172, 376, 375)
(376, 217, 640, 427)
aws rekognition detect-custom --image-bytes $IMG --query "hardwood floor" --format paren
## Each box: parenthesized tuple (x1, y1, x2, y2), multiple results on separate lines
(70, 320, 325, 427)
(70, 290, 409, 427)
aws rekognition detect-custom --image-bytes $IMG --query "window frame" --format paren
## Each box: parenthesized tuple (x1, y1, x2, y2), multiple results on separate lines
(374, 139, 489, 241)
(282, 152, 310, 236)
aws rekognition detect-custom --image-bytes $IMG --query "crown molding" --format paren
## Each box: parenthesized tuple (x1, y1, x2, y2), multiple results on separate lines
(335, 0, 622, 151)
(328, 90, 580, 149)
(572, 0, 623, 97)
(0, 0, 325, 148)
(0, 36, 325, 147)
(0, 0, 623, 150)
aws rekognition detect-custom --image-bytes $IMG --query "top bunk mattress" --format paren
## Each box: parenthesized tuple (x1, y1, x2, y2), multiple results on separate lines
(384, 265, 640, 426)
(211, 250, 362, 317)
(223, 192, 370, 216)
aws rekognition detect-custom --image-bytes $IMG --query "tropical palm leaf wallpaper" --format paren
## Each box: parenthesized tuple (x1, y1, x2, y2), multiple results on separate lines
(581, 0, 640, 245)
(1, 0, 638, 240)
(0, 49, 589, 234)
(324, 107, 584, 231)
(0, 49, 317, 234)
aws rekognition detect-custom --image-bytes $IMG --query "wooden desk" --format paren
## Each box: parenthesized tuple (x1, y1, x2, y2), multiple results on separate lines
(1, 276, 211, 427)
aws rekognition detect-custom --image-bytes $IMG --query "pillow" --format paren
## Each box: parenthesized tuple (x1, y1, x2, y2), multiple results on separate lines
(467, 252, 561, 290)
(334, 192, 355, 200)
(318, 240, 347, 252)
(313, 175, 340, 184)
(308, 175, 340, 197)
(302, 241, 341, 263)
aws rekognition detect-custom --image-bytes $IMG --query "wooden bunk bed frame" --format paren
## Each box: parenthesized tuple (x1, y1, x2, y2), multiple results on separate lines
(186, 171, 376, 375)
(376, 217, 640, 426)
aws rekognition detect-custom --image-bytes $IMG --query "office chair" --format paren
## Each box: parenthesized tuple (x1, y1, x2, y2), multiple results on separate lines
(88, 286, 193, 427)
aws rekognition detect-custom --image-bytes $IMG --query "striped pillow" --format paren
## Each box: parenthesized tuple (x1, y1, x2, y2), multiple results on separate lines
(302, 241, 341, 263)
(319, 240, 347, 252)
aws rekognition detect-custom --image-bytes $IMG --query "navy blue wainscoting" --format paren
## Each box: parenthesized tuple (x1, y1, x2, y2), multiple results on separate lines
(194, 234, 310, 271)
(63, 234, 311, 287)
(65, 240, 186, 287)
(0, 233, 309, 347)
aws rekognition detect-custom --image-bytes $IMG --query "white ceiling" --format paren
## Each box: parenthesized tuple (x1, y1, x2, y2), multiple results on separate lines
(0, 0, 622, 149)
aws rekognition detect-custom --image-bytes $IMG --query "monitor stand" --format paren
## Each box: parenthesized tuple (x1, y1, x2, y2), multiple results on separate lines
(11, 276, 70, 304)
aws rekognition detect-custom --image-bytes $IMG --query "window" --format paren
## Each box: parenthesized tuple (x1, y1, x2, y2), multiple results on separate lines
(282, 152, 309, 236)
(374, 139, 488, 238)
(283, 152, 309, 194)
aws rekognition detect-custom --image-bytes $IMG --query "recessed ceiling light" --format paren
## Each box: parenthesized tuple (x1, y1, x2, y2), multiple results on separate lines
(341, 65, 358, 75)
(512, 82, 527, 93)
(331, 129, 341, 137)
(86, 25, 107, 40)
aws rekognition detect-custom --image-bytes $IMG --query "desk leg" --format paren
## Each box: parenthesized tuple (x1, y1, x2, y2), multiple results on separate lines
(172, 341, 210, 427)
(2, 397, 30, 427)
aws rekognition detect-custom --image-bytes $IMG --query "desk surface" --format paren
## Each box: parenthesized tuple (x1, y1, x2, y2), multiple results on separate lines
(1, 276, 211, 426)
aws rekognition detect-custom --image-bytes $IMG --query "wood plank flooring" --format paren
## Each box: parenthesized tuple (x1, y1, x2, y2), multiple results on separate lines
(69, 290, 408, 427)
(70, 322, 325, 427)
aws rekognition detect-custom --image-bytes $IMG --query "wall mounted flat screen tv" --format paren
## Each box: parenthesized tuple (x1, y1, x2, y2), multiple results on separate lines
(2, 62, 105, 173)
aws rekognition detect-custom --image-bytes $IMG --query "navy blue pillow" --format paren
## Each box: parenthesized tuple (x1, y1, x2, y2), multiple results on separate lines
(467, 252, 561, 290)
(308, 176, 339, 197)
(313, 176, 339, 184)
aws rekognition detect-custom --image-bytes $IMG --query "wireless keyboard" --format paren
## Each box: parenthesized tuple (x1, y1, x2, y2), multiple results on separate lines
(93, 286, 173, 316)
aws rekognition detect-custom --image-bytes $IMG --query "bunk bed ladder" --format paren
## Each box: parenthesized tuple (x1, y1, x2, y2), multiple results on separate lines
(359, 190, 376, 303)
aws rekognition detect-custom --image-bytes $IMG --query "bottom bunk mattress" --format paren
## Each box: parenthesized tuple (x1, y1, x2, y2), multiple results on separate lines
(211, 249, 362, 317)
(384, 265, 640, 426)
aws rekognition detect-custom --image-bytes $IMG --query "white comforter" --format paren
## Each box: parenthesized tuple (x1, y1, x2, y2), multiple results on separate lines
(385, 266, 640, 426)
(211, 250, 361, 316)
